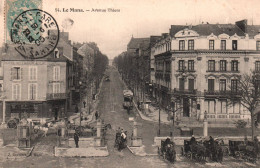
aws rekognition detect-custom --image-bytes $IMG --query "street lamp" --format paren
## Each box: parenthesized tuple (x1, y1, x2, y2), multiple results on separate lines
(79, 81, 82, 130)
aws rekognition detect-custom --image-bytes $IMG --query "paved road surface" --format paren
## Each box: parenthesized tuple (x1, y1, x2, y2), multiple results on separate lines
(1, 67, 259, 168)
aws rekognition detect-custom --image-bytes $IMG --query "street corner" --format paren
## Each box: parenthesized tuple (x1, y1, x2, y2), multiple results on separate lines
(0, 145, 33, 161)
(127, 145, 147, 156)
(54, 146, 109, 157)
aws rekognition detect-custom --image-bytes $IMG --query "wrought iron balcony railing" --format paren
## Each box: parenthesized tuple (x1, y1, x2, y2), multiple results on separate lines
(204, 90, 241, 96)
(173, 88, 197, 95)
(46, 93, 67, 100)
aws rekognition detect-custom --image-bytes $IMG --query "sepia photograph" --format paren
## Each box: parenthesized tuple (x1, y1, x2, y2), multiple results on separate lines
(0, 0, 260, 167)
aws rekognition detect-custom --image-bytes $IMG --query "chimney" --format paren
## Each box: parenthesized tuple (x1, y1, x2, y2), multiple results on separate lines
(235, 19, 247, 33)
(60, 31, 69, 41)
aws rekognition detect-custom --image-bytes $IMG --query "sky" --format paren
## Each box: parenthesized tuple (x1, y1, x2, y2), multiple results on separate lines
(1, 0, 260, 59)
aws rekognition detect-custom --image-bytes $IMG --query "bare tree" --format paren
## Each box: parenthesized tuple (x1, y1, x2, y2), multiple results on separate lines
(233, 70, 260, 140)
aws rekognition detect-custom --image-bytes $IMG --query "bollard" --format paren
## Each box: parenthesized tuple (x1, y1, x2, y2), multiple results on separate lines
(133, 121, 138, 137)
(97, 121, 102, 138)
(203, 119, 208, 137)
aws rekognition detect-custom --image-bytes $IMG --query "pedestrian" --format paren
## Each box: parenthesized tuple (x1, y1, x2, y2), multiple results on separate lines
(137, 101, 140, 110)
(75, 105, 79, 113)
(95, 111, 99, 120)
(74, 131, 79, 148)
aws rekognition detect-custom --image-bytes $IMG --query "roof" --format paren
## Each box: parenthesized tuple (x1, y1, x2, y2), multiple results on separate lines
(170, 24, 245, 37)
(246, 25, 260, 37)
(127, 37, 150, 49)
(1, 44, 68, 62)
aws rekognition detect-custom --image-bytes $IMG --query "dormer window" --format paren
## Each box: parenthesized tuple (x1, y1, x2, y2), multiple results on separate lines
(209, 40, 214, 50)
(54, 48, 60, 58)
(232, 40, 237, 50)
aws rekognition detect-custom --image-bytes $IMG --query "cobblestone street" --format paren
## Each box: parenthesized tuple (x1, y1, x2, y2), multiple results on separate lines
(0, 67, 259, 168)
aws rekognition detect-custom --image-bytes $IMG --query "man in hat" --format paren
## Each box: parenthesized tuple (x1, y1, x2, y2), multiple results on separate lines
(190, 135, 196, 145)
(74, 131, 79, 148)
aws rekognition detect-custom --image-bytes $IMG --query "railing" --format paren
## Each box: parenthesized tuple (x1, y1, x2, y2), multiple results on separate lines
(206, 70, 240, 73)
(46, 93, 67, 100)
(173, 88, 197, 95)
(204, 90, 241, 96)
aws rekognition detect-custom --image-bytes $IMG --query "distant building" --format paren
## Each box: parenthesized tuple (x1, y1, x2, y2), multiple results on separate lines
(152, 19, 260, 121)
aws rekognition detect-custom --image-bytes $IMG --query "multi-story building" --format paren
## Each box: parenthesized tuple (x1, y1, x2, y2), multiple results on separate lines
(126, 36, 160, 99)
(1, 32, 74, 121)
(153, 19, 260, 121)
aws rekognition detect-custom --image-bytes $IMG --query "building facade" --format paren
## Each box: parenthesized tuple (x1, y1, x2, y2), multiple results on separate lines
(153, 19, 260, 121)
(1, 32, 74, 121)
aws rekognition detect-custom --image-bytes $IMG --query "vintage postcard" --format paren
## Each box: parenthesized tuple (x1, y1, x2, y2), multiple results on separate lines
(0, 0, 260, 167)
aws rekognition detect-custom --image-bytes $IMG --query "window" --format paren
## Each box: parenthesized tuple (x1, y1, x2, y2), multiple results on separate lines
(209, 40, 214, 50)
(220, 101, 227, 114)
(179, 40, 185, 50)
(221, 40, 226, 50)
(220, 60, 227, 71)
(232, 40, 237, 50)
(188, 40, 194, 50)
(208, 79, 215, 92)
(11, 67, 21, 80)
(257, 41, 260, 50)
(256, 61, 260, 72)
(166, 61, 171, 72)
(178, 60, 185, 71)
(53, 66, 60, 81)
(188, 79, 194, 91)
(179, 78, 185, 91)
(219, 79, 226, 91)
(53, 83, 60, 93)
(28, 83, 37, 100)
(231, 60, 238, 71)
(208, 60, 215, 71)
(231, 79, 238, 92)
(12, 84, 21, 100)
(188, 60, 194, 71)
(29, 66, 37, 81)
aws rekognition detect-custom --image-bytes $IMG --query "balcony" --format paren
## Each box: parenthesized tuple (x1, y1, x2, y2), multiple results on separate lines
(204, 90, 241, 97)
(173, 88, 197, 95)
(46, 93, 67, 100)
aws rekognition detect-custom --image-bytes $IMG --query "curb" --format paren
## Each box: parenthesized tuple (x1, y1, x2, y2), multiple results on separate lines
(26, 146, 35, 157)
(127, 145, 158, 157)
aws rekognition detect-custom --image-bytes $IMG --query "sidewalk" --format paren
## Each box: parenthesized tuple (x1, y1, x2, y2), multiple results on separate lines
(68, 77, 105, 126)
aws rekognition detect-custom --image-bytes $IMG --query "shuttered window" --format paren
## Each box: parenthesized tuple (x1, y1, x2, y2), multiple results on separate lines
(53, 66, 60, 81)
(53, 83, 60, 93)
(29, 66, 37, 81)
(28, 83, 37, 100)
(12, 84, 21, 100)
(11, 67, 22, 80)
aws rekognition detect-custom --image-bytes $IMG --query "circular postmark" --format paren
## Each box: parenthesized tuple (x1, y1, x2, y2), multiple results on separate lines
(11, 9, 59, 59)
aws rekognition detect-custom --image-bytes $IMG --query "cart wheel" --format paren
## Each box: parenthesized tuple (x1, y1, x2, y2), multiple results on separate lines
(224, 147, 230, 156)
(181, 147, 184, 156)
(34, 129, 39, 134)
(235, 151, 240, 158)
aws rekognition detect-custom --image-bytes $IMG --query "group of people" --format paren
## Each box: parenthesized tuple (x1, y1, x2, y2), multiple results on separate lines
(115, 127, 127, 150)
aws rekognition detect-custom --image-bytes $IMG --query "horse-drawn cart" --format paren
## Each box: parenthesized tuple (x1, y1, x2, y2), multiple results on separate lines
(229, 140, 258, 163)
(158, 138, 176, 163)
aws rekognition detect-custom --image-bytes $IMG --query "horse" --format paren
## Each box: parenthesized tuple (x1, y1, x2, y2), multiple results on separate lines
(165, 144, 176, 162)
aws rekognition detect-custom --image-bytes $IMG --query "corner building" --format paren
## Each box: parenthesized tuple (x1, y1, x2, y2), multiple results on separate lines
(153, 20, 260, 121)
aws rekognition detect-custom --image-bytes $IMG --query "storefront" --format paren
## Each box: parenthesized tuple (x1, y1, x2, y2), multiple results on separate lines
(5, 101, 45, 120)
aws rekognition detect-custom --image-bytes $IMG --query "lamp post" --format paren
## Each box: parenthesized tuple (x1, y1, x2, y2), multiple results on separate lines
(79, 81, 82, 130)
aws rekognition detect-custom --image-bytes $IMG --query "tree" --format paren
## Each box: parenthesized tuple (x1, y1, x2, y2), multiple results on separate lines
(233, 70, 260, 140)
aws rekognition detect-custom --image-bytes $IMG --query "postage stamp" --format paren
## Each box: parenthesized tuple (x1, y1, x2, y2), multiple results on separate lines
(10, 9, 59, 59)
(5, 0, 43, 42)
